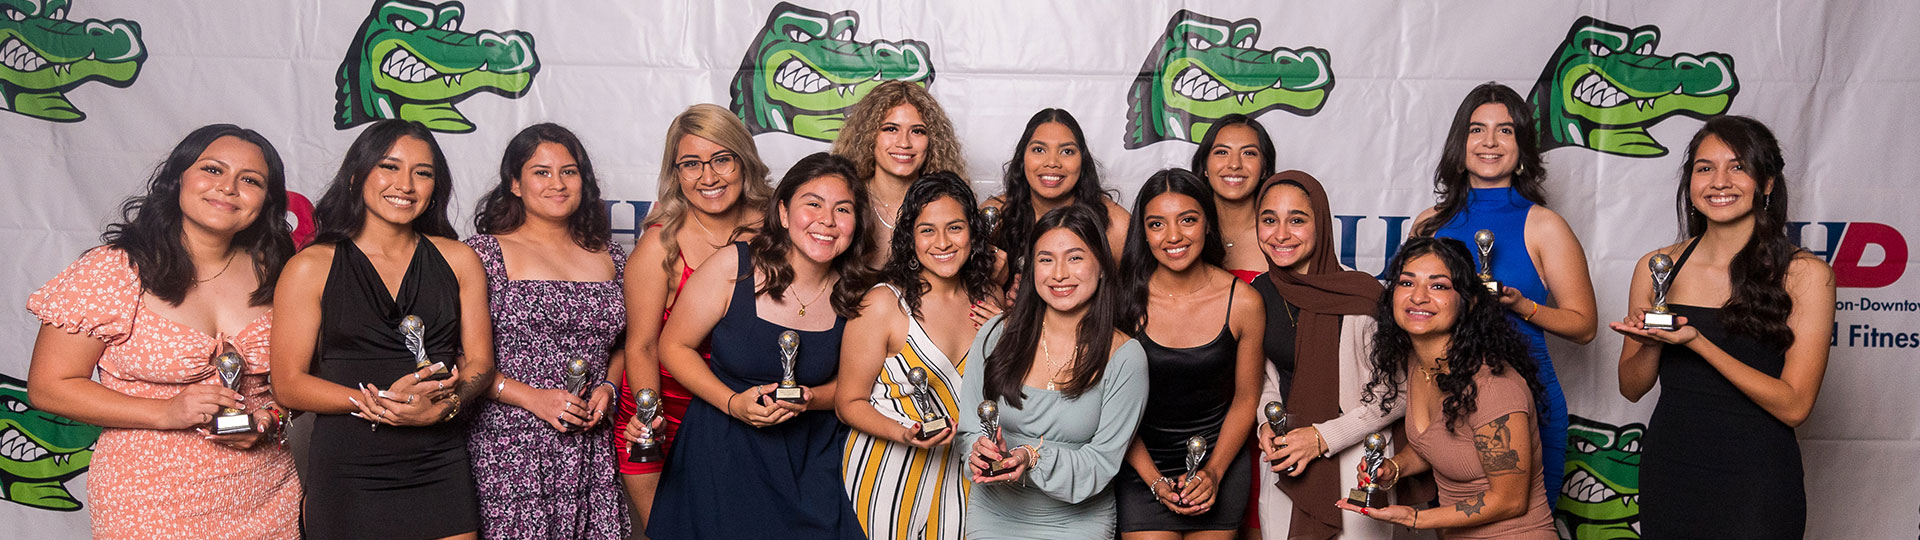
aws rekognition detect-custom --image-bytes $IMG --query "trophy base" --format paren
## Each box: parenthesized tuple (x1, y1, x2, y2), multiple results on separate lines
(915, 417, 951, 440)
(414, 364, 453, 382)
(1347, 487, 1388, 509)
(1267, 458, 1297, 475)
(772, 385, 805, 403)
(1642, 310, 1678, 331)
(1482, 280, 1502, 294)
(627, 442, 664, 464)
(212, 413, 254, 435)
(984, 464, 1016, 478)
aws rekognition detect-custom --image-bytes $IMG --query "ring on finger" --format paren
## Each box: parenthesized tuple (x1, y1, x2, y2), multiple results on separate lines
(413, 372, 422, 382)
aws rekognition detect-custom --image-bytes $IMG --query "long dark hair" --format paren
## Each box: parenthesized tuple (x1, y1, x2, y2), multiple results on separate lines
(878, 171, 997, 315)
(1117, 168, 1225, 333)
(102, 124, 294, 307)
(992, 109, 1114, 283)
(1414, 83, 1550, 237)
(312, 120, 458, 245)
(1363, 237, 1541, 431)
(984, 205, 1124, 407)
(1187, 113, 1276, 183)
(472, 123, 611, 251)
(746, 152, 873, 318)
(1678, 115, 1797, 348)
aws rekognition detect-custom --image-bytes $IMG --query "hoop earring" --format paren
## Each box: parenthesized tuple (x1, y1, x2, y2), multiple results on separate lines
(908, 258, 920, 271)
(1764, 192, 1773, 211)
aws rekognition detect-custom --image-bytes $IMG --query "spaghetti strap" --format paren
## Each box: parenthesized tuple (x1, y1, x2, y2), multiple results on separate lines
(1670, 236, 1704, 280)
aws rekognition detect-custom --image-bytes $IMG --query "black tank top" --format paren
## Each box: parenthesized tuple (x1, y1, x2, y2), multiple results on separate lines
(1136, 282, 1239, 474)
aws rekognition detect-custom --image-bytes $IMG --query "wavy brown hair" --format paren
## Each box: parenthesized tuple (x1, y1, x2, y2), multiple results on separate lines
(1677, 115, 1798, 348)
(472, 123, 610, 251)
(645, 104, 774, 272)
(878, 171, 998, 315)
(1414, 83, 1550, 237)
(983, 205, 1124, 406)
(746, 152, 874, 318)
(830, 80, 967, 183)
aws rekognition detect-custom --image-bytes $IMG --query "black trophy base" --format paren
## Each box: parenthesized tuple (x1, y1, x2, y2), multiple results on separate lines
(915, 417, 951, 440)
(1642, 310, 1679, 331)
(627, 442, 664, 464)
(772, 385, 805, 404)
(1347, 486, 1388, 509)
(1268, 457, 1297, 476)
(984, 464, 1016, 478)
(1482, 280, 1503, 294)
(211, 413, 254, 435)
(415, 364, 453, 382)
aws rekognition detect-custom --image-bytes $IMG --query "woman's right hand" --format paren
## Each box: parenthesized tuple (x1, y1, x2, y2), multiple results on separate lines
(1354, 457, 1398, 488)
(520, 385, 591, 432)
(619, 411, 668, 445)
(161, 384, 246, 430)
(899, 421, 955, 449)
(726, 383, 802, 427)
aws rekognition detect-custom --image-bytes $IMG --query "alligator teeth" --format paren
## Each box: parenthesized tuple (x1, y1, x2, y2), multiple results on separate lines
(1573, 72, 1640, 109)
(1173, 66, 1234, 102)
(380, 47, 443, 84)
(773, 58, 833, 94)
(1559, 469, 1621, 504)
(1, 37, 52, 73)
(0, 427, 50, 463)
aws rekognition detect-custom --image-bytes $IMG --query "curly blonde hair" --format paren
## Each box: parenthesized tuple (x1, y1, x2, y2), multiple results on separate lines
(644, 104, 774, 272)
(830, 80, 967, 183)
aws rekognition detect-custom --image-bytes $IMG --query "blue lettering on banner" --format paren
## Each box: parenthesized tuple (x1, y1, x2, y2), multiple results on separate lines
(1333, 214, 1412, 279)
(605, 200, 655, 244)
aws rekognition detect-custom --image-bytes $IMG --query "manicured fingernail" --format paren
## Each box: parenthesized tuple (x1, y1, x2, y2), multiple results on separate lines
(429, 362, 446, 371)
(350, 412, 365, 419)
(378, 391, 396, 399)
(347, 397, 362, 406)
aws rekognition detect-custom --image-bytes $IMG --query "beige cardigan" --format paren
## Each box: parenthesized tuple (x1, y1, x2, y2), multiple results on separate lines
(1257, 312, 1406, 539)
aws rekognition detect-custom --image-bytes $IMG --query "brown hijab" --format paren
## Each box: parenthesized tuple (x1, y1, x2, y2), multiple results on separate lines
(1260, 170, 1383, 538)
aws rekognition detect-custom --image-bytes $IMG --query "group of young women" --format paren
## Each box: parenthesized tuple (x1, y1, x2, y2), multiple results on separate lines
(25, 80, 1833, 540)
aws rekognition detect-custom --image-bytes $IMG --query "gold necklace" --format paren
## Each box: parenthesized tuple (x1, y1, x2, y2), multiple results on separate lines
(1418, 359, 1447, 382)
(195, 251, 240, 284)
(1042, 327, 1073, 391)
(1150, 273, 1211, 298)
(688, 214, 729, 248)
(795, 278, 832, 316)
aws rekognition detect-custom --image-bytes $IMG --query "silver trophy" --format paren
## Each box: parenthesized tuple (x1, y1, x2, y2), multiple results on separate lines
(399, 315, 449, 381)
(906, 367, 950, 440)
(1473, 229, 1501, 294)
(1263, 401, 1295, 475)
(209, 349, 253, 435)
(977, 400, 1013, 476)
(627, 388, 664, 463)
(772, 330, 804, 403)
(1184, 436, 1209, 486)
(562, 358, 589, 397)
(1345, 433, 1390, 509)
(1642, 253, 1679, 330)
(978, 205, 1001, 240)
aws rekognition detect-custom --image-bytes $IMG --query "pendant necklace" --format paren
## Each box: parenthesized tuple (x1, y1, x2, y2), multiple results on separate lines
(795, 279, 832, 316)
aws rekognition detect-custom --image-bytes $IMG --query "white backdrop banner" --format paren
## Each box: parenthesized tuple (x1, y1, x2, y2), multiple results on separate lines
(2, 1, 1914, 538)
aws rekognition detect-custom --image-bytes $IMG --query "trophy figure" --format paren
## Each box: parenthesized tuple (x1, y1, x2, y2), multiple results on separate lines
(209, 349, 254, 435)
(562, 358, 589, 396)
(1642, 253, 1680, 330)
(979, 205, 1001, 240)
(627, 388, 664, 463)
(905, 367, 950, 440)
(1345, 433, 1391, 509)
(400, 315, 450, 381)
(1184, 436, 1209, 486)
(772, 330, 805, 403)
(1263, 401, 1296, 475)
(977, 400, 1014, 477)
(1473, 230, 1501, 294)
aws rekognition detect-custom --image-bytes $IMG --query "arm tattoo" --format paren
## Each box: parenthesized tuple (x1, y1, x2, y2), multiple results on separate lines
(1474, 412, 1524, 476)
(1454, 492, 1485, 516)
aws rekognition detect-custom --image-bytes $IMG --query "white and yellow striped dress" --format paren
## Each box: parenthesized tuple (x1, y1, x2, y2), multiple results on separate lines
(843, 284, 969, 540)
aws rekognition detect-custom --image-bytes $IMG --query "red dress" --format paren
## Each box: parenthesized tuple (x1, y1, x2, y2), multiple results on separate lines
(613, 241, 701, 474)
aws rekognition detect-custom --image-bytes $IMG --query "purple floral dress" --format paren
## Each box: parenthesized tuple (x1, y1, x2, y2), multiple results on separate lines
(464, 234, 631, 539)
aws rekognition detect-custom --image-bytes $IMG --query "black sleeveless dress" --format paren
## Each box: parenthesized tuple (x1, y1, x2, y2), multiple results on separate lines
(304, 237, 480, 540)
(1115, 284, 1252, 532)
(1639, 239, 1805, 538)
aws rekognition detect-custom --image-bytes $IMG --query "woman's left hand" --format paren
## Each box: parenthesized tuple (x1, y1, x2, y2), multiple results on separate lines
(1268, 426, 1323, 476)
(1497, 286, 1525, 308)
(583, 382, 617, 427)
(1174, 470, 1219, 514)
(1334, 500, 1415, 527)
(356, 380, 444, 427)
(1609, 315, 1698, 346)
(200, 408, 275, 449)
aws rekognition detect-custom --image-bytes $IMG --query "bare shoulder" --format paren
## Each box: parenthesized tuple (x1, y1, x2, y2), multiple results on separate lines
(430, 236, 481, 267)
(1637, 239, 1693, 268)
(1103, 198, 1131, 220)
(1786, 251, 1836, 290)
(1228, 276, 1265, 315)
(1411, 206, 1439, 235)
(283, 245, 336, 280)
(1524, 205, 1578, 237)
(632, 225, 670, 263)
(855, 285, 907, 323)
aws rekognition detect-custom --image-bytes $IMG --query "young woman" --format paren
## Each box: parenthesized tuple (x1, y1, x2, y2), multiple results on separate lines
(271, 119, 495, 540)
(1613, 116, 1832, 539)
(26, 124, 299, 538)
(1412, 83, 1598, 503)
(1188, 114, 1277, 281)
(646, 152, 873, 539)
(1337, 237, 1554, 539)
(830, 80, 968, 264)
(465, 123, 629, 538)
(959, 205, 1149, 540)
(1112, 170, 1264, 539)
(984, 109, 1131, 288)
(838, 172, 998, 540)
(1249, 171, 1398, 540)
(617, 103, 772, 529)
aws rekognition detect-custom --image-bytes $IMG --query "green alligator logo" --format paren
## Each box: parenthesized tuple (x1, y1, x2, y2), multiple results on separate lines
(1527, 16, 1738, 157)
(0, 0, 144, 122)
(334, 0, 539, 133)
(728, 2, 933, 142)
(0, 374, 100, 511)
(1122, 10, 1331, 149)
(1554, 416, 1642, 540)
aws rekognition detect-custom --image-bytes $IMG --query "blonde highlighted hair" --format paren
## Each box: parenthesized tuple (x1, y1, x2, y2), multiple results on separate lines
(645, 103, 774, 272)
(830, 80, 967, 183)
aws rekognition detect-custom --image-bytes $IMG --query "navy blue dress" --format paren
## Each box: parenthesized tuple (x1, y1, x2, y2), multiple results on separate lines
(647, 243, 862, 540)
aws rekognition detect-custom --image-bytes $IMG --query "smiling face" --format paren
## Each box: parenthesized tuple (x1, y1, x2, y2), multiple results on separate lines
(176, 136, 271, 239)
(1463, 103, 1521, 184)
(778, 174, 858, 264)
(510, 141, 581, 223)
(1256, 183, 1315, 274)
(1205, 124, 1265, 201)
(1023, 122, 1084, 202)
(872, 103, 929, 181)
(911, 196, 970, 279)
(674, 134, 745, 216)
(1032, 227, 1101, 314)
(1391, 253, 1461, 339)
(1688, 134, 1768, 225)
(360, 135, 437, 229)
(1141, 192, 1208, 272)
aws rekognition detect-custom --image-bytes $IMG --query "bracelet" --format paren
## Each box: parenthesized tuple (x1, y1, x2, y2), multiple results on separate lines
(493, 379, 507, 399)
(1312, 428, 1329, 457)
(596, 380, 618, 393)
(1523, 299, 1540, 321)
(726, 392, 742, 417)
(1150, 476, 1176, 501)
(1015, 443, 1041, 470)
(1382, 457, 1402, 488)
(442, 399, 461, 422)
(1411, 507, 1419, 529)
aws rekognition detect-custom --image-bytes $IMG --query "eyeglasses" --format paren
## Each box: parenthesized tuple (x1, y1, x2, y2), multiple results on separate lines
(674, 153, 738, 179)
